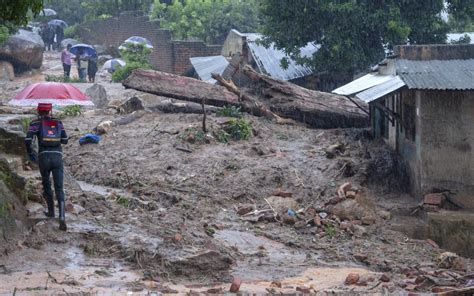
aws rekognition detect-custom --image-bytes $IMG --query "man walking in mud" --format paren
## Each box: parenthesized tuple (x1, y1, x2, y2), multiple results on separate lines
(25, 103, 69, 231)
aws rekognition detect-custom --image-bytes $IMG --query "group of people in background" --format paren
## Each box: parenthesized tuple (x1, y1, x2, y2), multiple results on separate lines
(39, 23, 63, 51)
(61, 44, 97, 82)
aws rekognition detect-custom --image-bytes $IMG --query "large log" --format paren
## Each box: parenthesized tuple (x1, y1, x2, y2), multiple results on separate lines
(123, 69, 368, 129)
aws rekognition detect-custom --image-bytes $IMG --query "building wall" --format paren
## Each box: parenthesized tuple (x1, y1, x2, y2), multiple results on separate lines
(418, 90, 474, 209)
(221, 29, 246, 58)
(76, 11, 222, 75)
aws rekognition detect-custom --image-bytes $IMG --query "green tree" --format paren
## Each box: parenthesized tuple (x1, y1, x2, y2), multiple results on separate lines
(0, 0, 44, 44)
(447, 0, 474, 32)
(260, 0, 471, 75)
(112, 42, 153, 82)
(150, 0, 260, 44)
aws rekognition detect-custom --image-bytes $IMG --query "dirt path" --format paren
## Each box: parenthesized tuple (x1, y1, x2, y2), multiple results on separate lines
(0, 51, 472, 295)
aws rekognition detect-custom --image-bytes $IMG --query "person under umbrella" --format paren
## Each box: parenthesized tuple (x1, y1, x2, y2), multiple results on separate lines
(61, 44, 73, 80)
(55, 25, 64, 51)
(25, 103, 69, 231)
(74, 48, 87, 81)
(87, 54, 98, 83)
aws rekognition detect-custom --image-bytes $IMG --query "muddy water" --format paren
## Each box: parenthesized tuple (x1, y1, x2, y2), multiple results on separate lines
(215, 230, 315, 281)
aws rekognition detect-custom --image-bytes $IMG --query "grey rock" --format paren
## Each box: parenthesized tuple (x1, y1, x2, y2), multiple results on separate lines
(0, 61, 14, 81)
(0, 29, 44, 72)
(85, 83, 108, 108)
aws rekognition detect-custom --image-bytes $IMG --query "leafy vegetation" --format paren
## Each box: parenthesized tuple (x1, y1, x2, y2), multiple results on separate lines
(19, 117, 31, 133)
(45, 74, 85, 83)
(112, 42, 152, 82)
(116, 195, 130, 207)
(259, 0, 474, 75)
(150, 0, 260, 44)
(62, 105, 82, 117)
(218, 118, 252, 142)
(217, 105, 243, 118)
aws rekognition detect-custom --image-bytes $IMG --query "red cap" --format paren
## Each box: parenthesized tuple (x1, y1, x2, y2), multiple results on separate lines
(37, 103, 52, 111)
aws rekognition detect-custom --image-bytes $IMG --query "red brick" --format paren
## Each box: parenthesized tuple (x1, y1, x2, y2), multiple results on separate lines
(423, 193, 444, 206)
(230, 277, 242, 293)
(344, 273, 359, 285)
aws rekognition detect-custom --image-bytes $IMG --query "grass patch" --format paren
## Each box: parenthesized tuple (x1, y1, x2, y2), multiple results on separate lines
(45, 74, 85, 83)
(179, 127, 207, 144)
(324, 223, 336, 238)
(217, 105, 242, 118)
(116, 196, 130, 208)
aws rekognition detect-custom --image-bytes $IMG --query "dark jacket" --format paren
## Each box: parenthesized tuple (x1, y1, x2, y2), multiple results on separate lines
(25, 116, 68, 155)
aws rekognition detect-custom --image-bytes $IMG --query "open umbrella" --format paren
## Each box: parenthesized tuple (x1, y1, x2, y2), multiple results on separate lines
(48, 19, 67, 27)
(39, 8, 57, 17)
(102, 58, 126, 72)
(8, 82, 94, 107)
(123, 36, 153, 48)
(69, 44, 97, 57)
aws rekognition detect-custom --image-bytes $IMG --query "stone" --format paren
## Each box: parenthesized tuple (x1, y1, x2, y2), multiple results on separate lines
(237, 204, 254, 216)
(282, 214, 296, 225)
(118, 96, 144, 114)
(423, 193, 445, 206)
(354, 253, 368, 262)
(339, 221, 351, 230)
(314, 215, 321, 226)
(345, 190, 357, 199)
(98, 54, 113, 65)
(380, 274, 391, 282)
(296, 286, 311, 293)
(345, 273, 360, 285)
(85, 84, 109, 108)
(329, 199, 367, 221)
(379, 210, 391, 220)
(0, 61, 14, 81)
(350, 224, 367, 236)
(60, 38, 79, 48)
(437, 252, 465, 270)
(361, 216, 376, 225)
(327, 196, 344, 205)
(65, 201, 74, 212)
(94, 120, 115, 135)
(230, 277, 242, 293)
(340, 182, 352, 193)
(173, 233, 182, 242)
(266, 195, 298, 214)
(0, 29, 44, 71)
(0, 127, 26, 156)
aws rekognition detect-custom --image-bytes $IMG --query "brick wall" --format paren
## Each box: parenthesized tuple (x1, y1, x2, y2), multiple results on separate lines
(77, 11, 222, 75)
(172, 41, 222, 75)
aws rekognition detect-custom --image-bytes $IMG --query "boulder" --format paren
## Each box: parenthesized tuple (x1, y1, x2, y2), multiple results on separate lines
(94, 44, 106, 55)
(118, 96, 144, 114)
(0, 61, 14, 81)
(98, 55, 113, 65)
(0, 29, 44, 72)
(329, 199, 367, 221)
(85, 83, 108, 108)
(60, 38, 79, 48)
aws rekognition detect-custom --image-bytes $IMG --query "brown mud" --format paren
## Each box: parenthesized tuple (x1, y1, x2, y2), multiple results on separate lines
(0, 51, 472, 295)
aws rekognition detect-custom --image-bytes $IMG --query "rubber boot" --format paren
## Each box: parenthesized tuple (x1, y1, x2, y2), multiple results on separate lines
(44, 196, 55, 218)
(58, 201, 67, 231)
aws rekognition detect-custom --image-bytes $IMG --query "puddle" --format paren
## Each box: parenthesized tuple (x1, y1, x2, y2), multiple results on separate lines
(215, 230, 317, 281)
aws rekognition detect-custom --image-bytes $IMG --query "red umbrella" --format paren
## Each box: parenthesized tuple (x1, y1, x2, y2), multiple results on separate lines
(8, 82, 93, 107)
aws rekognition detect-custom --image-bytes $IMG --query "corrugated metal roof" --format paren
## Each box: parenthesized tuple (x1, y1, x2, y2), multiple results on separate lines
(447, 32, 474, 44)
(243, 33, 318, 81)
(356, 76, 405, 103)
(396, 59, 474, 90)
(332, 73, 395, 95)
(190, 55, 229, 84)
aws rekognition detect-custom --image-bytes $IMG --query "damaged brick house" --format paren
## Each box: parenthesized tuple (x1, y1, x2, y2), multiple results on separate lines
(190, 29, 350, 91)
(333, 44, 474, 209)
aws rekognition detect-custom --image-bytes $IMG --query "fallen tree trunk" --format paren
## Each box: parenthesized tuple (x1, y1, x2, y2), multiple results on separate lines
(123, 68, 368, 129)
(239, 65, 368, 128)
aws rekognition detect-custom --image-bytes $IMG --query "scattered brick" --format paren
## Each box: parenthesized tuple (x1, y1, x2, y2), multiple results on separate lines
(344, 273, 360, 285)
(230, 277, 242, 293)
(423, 193, 444, 206)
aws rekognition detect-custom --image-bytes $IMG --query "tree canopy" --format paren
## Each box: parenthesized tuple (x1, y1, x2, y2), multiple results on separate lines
(260, 0, 474, 75)
(150, 0, 260, 44)
(0, 0, 44, 44)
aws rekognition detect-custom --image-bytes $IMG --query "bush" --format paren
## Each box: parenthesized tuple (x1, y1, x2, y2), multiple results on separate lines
(0, 25, 9, 45)
(112, 42, 153, 82)
(62, 105, 82, 117)
(222, 118, 252, 141)
(63, 24, 78, 39)
(217, 105, 243, 118)
(112, 62, 151, 82)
